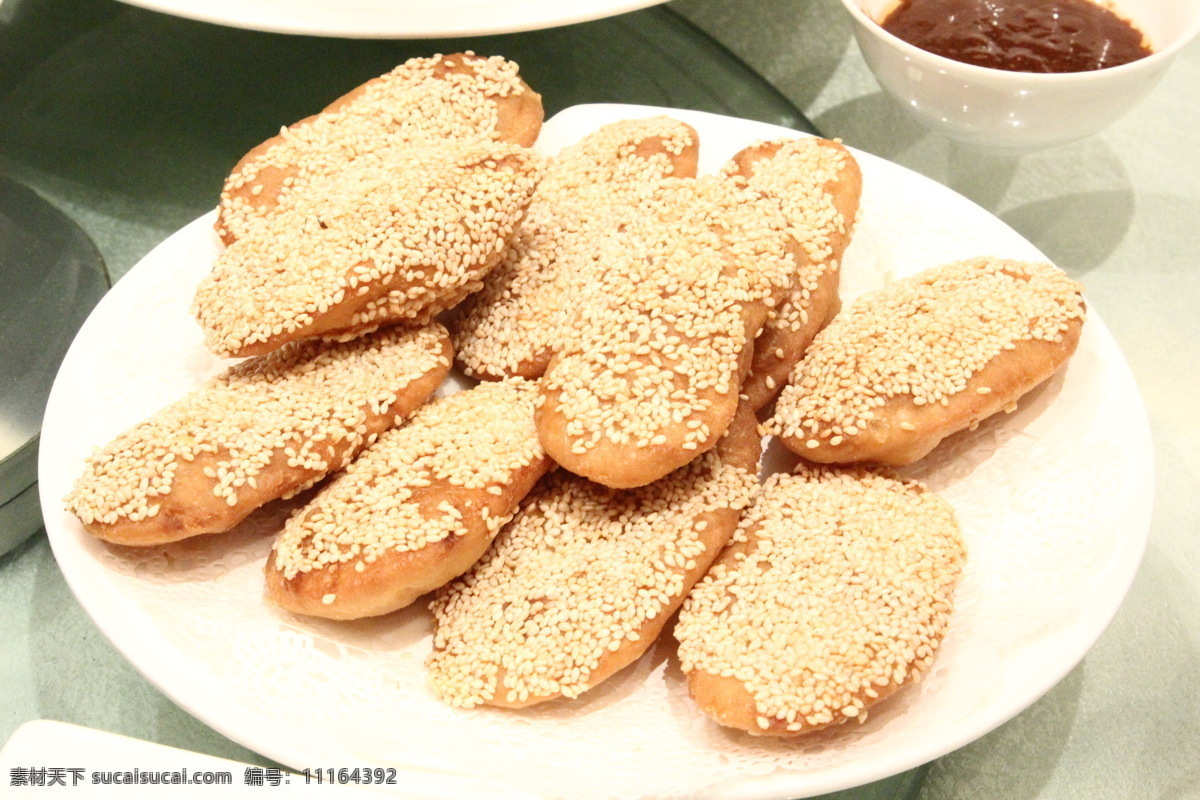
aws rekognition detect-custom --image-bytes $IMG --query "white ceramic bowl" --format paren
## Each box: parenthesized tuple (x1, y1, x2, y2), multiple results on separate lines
(839, 0, 1200, 151)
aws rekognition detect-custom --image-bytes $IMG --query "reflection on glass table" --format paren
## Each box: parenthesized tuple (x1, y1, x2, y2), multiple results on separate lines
(0, 176, 108, 556)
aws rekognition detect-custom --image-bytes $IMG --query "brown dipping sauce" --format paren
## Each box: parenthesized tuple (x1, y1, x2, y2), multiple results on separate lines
(880, 0, 1153, 73)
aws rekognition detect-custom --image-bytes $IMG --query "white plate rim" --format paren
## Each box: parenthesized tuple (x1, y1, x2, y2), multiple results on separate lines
(112, 0, 669, 39)
(38, 103, 1156, 800)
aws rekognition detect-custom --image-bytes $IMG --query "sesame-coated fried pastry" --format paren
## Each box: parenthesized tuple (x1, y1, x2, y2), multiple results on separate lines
(65, 324, 453, 547)
(217, 53, 543, 245)
(265, 379, 552, 621)
(723, 137, 862, 412)
(194, 140, 540, 359)
(535, 176, 798, 489)
(452, 116, 700, 380)
(676, 465, 966, 736)
(427, 402, 761, 709)
(765, 257, 1086, 465)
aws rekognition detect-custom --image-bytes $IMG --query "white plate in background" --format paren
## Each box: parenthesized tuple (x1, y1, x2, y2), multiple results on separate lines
(39, 104, 1154, 800)
(113, 0, 668, 38)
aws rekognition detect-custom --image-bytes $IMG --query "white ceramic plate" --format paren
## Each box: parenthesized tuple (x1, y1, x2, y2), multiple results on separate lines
(39, 105, 1154, 800)
(113, 0, 667, 38)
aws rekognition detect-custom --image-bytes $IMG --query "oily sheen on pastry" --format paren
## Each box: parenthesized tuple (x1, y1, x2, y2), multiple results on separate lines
(428, 403, 761, 708)
(535, 176, 798, 488)
(216, 52, 543, 245)
(265, 379, 552, 620)
(676, 464, 966, 735)
(723, 136, 862, 411)
(66, 324, 452, 546)
(765, 257, 1086, 465)
(452, 116, 700, 380)
(194, 141, 540, 359)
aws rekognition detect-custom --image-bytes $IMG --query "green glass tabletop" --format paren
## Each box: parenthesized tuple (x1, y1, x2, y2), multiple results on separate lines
(0, 0, 815, 283)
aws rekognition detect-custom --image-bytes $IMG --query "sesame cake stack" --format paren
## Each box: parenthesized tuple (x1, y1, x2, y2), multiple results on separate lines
(66, 53, 1092, 742)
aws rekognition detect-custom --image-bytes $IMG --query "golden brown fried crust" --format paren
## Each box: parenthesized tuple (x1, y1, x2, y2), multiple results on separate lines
(780, 323, 1084, 465)
(194, 144, 540, 359)
(533, 177, 797, 489)
(726, 138, 861, 221)
(264, 459, 552, 620)
(452, 118, 700, 382)
(88, 443, 318, 547)
(479, 402, 762, 709)
(214, 160, 530, 359)
(685, 647, 912, 736)
(677, 466, 965, 736)
(742, 271, 842, 413)
(264, 380, 551, 621)
(78, 329, 453, 546)
(218, 141, 298, 245)
(462, 129, 701, 383)
(631, 132, 700, 178)
(725, 138, 863, 413)
(216, 53, 543, 246)
(681, 519, 909, 736)
(535, 308, 765, 490)
(768, 257, 1087, 466)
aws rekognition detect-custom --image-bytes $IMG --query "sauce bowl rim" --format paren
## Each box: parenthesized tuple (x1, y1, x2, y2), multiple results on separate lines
(838, 0, 1200, 82)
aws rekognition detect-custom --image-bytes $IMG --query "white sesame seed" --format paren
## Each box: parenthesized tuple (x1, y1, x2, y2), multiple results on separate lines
(765, 257, 1086, 464)
(454, 117, 699, 381)
(271, 379, 547, 583)
(724, 138, 860, 411)
(216, 53, 538, 245)
(427, 422, 759, 708)
(677, 465, 966, 736)
(536, 175, 796, 487)
(197, 141, 540, 358)
(65, 325, 451, 543)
